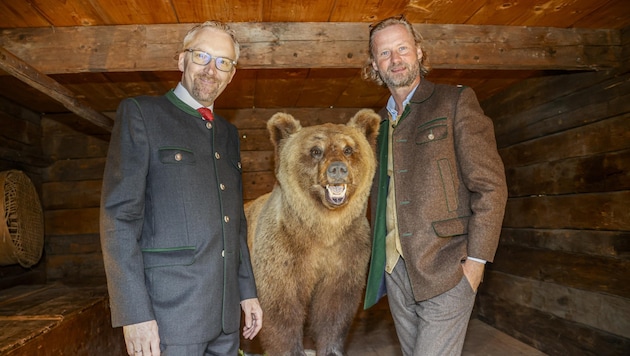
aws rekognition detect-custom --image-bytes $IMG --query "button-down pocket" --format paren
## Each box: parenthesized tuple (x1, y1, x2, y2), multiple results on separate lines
(416, 117, 447, 145)
(431, 216, 470, 238)
(142, 246, 196, 268)
(158, 147, 196, 165)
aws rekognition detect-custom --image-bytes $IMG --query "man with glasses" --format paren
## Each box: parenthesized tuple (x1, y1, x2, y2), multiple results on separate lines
(100, 21, 262, 356)
(362, 15, 508, 355)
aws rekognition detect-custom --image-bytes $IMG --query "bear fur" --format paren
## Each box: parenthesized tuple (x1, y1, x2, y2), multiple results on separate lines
(245, 109, 381, 356)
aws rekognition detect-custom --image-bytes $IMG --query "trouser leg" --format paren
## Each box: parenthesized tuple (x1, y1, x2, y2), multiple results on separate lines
(385, 259, 476, 356)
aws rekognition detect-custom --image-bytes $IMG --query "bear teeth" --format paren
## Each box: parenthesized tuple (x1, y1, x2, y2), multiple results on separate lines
(326, 184, 347, 205)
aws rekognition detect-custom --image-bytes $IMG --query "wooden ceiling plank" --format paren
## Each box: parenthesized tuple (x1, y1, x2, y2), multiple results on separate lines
(0, 46, 113, 132)
(97, 0, 179, 24)
(404, 0, 486, 25)
(174, 0, 263, 23)
(329, 0, 409, 22)
(2, 1, 627, 30)
(263, 0, 337, 22)
(28, 0, 110, 26)
(516, 0, 610, 28)
(570, 0, 630, 29)
(0, 23, 620, 73)
(0, 2, 51, 28)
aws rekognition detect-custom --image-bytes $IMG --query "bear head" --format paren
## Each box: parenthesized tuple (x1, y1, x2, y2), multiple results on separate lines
(266, 109, 381, 221)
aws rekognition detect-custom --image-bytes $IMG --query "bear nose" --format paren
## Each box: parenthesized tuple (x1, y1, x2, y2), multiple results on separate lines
(327, 161, 348, 181)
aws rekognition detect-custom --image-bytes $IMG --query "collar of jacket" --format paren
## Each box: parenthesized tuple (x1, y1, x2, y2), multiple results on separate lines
(396, 79, 436, 127)
(165, 89, 205, 120)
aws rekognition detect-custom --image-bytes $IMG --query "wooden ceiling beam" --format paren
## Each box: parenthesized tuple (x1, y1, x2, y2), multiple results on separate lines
(0, 23, 621, 73)
(0, 46, 114, 132)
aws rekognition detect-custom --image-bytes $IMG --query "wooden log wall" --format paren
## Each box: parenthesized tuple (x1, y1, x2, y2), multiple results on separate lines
(476, 63, 630, 354)
(0, 97, 47, 289)
(40, 116, 109, 283)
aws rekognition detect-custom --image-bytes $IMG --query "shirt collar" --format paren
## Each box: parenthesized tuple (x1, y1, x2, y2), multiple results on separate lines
(386, 83, 419, 121)
(173, 82, 214, 111)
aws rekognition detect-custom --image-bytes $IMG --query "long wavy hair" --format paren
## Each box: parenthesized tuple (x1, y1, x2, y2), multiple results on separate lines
(362, 15, 430, 87)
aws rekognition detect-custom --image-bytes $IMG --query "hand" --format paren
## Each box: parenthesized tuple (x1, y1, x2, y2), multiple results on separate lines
(240, 298, 263, 340)
(461, 259, 485, 292)
(123, 320, 161, 356)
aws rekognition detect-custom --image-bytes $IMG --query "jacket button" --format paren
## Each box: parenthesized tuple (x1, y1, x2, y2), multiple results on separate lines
(221, 250, 224, 257)
(215, 152, 221, 159)
(206, 122, 213, 129)
(224, 216, 230, 223)
(220, 183, 226, 190)
(428, 133, 435, 140)
(237, 162, 242, 169)
(174, 153, 182, 161)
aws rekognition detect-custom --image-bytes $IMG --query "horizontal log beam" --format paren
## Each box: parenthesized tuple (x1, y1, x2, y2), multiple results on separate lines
(0, 23, 621, 74)
(0, 46, 113, 132)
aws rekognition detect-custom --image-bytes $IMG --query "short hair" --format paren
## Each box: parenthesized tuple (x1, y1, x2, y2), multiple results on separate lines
(362, 15, 430, 86)
(182, 21, 240, 62)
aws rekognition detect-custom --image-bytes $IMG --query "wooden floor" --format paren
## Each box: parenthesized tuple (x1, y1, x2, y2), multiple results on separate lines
(242, 297, 547, 356)
(2, 284, 545, 355)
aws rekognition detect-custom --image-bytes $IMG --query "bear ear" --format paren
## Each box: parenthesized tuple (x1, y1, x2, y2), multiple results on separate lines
(267, 112, 302, 146)
(348, 109, 382, 147)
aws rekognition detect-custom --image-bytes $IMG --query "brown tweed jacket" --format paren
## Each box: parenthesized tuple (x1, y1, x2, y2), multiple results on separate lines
(365, 79, 508, 307)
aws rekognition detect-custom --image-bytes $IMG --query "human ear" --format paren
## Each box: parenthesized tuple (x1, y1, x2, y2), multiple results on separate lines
(177, 52, 186, 72)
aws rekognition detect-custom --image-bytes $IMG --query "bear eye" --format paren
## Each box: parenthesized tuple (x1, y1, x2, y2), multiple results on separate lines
(343, 146, 353, 156)
(310, 147, 323, 159)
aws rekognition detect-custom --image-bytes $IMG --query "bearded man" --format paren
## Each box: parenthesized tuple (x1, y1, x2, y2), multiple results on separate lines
(100, 21, 262, 356)
(362, 15, 508, 356)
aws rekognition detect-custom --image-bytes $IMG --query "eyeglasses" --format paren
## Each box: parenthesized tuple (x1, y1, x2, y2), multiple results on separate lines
(184, 49, 236, 72)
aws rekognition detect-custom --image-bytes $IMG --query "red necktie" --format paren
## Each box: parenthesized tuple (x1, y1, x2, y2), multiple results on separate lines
(197, 107, 214, 121)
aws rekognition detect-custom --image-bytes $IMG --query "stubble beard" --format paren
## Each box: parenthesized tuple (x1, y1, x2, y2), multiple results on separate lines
(381, 60, 420, 89)
(192, 74, 221, 104)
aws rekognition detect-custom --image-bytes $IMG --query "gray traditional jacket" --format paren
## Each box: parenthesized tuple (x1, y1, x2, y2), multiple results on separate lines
(365, 80, 508, 308)
(100, 90, 257, 344)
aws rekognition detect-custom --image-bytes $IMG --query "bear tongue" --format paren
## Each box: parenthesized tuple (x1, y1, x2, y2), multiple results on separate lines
(325, 184, 347, 205)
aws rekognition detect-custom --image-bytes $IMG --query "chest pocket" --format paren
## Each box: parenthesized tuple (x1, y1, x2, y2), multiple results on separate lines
(416, 117, 447, 145)
(159, 147, 196, 165)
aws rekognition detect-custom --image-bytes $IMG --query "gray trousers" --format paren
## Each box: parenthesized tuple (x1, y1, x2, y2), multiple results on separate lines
(385, 259, 476, 356)
(160, 331, 239, 356)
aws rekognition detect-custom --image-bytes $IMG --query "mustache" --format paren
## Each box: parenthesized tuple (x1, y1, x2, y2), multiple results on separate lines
(195, 73, 217, 82)
(388, 63, 408, 72)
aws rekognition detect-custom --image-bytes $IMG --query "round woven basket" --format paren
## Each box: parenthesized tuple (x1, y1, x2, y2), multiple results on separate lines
(0, 170, 44, 268)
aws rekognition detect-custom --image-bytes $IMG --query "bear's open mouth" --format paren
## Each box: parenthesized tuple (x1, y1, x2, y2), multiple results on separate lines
(325, 184, 347, 205)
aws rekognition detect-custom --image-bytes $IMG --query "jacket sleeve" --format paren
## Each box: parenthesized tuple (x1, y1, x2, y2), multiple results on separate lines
(100, 98, 155, 327)
(234, 130, 258, 301)
(453, 87, 508, 262)
(238, 206, 258, 301)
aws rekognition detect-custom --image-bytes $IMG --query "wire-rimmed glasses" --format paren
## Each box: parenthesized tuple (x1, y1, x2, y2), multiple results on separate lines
(184, 49, 236, 72)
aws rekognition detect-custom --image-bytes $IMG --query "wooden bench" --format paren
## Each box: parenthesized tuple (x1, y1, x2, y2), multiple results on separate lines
(0, 283, 125, 355)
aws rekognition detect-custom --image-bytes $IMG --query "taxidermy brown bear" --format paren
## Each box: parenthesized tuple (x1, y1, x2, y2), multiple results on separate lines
(245, 109, 380, 356)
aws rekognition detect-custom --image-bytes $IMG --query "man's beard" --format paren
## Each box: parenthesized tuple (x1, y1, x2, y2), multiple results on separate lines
(381, 60, 420, 88)
(191, 74, 221, 103)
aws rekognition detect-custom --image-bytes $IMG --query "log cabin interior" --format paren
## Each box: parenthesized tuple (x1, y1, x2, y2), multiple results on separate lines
(0, 1, 629, 355)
